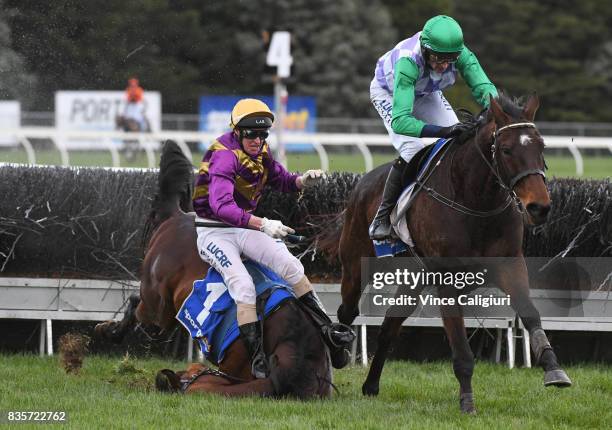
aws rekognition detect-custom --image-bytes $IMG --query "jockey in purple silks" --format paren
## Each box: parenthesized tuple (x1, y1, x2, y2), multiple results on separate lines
(193, 98, 355, 378)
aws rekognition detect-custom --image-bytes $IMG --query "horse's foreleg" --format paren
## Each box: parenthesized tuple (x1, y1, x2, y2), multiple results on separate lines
(497, 261, 572, 387)
(94, 294, 141, 343)
(362, 315, 406, 396)
(440, 297, 476, 414)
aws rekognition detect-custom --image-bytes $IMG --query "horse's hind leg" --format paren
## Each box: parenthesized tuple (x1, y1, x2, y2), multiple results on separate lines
(337, 228, 372, 325)
(440, 305, 476, 414)
(338, 260, 362, 325)
(362, 315, 406, 396)
(94, 294, 141, 343)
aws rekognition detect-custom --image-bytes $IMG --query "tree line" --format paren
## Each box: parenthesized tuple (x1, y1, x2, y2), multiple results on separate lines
(1, 0, 611, 121)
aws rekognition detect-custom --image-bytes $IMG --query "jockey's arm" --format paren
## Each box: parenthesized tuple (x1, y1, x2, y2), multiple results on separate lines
(456, 47, 498, 107)
(264, 151, 301, 192)
(265, 164, 325, 193)
(390, 58, 427, 137)
(208, 150, 298, 235)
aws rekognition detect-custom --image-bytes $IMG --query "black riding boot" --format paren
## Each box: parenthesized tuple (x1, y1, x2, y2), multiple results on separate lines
(368, 157, 407, 240)
(299, 291, 356, 369)
(238, 321, 269, 379)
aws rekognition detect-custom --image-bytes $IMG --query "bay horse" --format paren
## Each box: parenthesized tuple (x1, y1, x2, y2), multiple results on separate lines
(95, 141, 332, 398)
(322, 93, 571, 413)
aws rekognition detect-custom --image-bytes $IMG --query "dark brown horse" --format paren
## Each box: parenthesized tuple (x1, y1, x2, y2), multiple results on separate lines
(96, 141, 332, 398)
(322, 94, 571, 413)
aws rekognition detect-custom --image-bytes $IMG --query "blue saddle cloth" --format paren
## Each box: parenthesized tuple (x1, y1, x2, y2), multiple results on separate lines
(176, 260, 295, 365)
(373, 239, 410, 258)
(373, 138, 450, 258)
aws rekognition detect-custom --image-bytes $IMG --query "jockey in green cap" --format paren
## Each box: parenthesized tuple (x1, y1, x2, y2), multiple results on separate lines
(369, 15, 498, 240)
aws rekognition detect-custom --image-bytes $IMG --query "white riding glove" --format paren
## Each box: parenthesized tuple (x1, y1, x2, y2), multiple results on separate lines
(260, 217, 295, 238)
(300, 169, 325, 188)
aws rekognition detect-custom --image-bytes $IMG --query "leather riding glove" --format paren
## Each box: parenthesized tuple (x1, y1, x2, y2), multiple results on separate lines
(420, 123, 470, 138)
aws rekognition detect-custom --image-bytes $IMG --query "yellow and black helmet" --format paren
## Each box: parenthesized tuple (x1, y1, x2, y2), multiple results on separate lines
(230, 98, 274, 129)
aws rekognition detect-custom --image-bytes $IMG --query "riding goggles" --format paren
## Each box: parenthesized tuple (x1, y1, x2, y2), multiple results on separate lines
(428, 51, 460, 65)
(241, 129, 269, 140)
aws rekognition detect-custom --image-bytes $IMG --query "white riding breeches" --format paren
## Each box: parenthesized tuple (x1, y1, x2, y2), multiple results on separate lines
(370, 78, 459, 162)
(195, 221, 305, 305)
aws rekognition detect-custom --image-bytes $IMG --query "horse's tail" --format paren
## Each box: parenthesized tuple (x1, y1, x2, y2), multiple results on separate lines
(143, 140, 194, 244)
(315, 210, 346, 261)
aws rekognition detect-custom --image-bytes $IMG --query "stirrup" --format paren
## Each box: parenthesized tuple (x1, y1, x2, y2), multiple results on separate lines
(369, 219, 393, 241)
(251, 354, 269, 379)
(323, 323, 356, 348)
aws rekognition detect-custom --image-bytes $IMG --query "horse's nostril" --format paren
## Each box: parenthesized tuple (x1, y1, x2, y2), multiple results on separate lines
(526, 203, 550, 219)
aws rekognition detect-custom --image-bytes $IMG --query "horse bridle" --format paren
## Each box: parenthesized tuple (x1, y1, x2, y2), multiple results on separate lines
(489, 122, 547, 191)
(416, 120, 547, 218)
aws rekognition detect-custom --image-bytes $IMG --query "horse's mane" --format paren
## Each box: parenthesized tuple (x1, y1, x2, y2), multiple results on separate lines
(493, 92, 526, 120)
(458, 92, 528, 129)
(142, 140, 194, 248)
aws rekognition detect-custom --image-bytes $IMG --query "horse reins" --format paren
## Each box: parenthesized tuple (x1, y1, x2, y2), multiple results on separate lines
(415, 140, 514, 218)
(179, 366, 250, 392)
(417, 121, 546, 218)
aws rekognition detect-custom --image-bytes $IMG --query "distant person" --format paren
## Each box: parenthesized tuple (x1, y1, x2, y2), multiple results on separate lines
(368, 15, 498, 240)
(121, 77, 149, 132)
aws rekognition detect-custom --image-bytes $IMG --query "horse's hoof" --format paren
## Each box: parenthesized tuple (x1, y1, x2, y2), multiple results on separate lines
(94, 321, 125, 343)
(94, 321, 116, 340)
(362, 381, 379, 396)
(460, 393, 477, 414)
(93, 322, 107, 338)
(155, 369, 181, 393)
(544, 369, 572, 387)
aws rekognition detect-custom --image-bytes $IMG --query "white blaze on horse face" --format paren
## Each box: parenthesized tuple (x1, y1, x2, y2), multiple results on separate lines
(520, 134, 532, 146)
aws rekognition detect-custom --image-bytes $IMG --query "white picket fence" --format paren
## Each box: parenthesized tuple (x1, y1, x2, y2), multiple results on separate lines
(0, 127, 611, 175)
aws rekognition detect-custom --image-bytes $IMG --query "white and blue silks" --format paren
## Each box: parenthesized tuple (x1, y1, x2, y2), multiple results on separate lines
(176, 260, 294, 365)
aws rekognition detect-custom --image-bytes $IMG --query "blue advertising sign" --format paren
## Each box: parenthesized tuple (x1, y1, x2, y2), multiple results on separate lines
(199, 95, 316, 152)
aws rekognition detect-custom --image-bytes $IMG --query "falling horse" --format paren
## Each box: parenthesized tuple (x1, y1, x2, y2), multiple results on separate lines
(96, 141, 332, 398)
(322, 94, 571, 413)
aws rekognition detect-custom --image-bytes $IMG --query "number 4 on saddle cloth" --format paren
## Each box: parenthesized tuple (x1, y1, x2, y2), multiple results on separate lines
(176, 261, 295, 366)
(374, 137, 450, 257)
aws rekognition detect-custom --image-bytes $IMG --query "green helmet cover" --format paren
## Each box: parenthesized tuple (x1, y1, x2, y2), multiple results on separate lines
(420, 15, 464, 54)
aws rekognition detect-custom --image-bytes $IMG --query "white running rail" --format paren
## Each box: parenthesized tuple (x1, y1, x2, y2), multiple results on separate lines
(0, 127, 611, 175)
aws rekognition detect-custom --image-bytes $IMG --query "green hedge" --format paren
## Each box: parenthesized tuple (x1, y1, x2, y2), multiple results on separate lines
(0, 165, 609, 280)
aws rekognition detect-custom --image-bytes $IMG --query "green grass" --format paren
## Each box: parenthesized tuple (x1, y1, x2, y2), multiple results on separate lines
(1, 147, 610, 178)
(1, 354, 611, 429)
